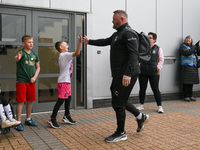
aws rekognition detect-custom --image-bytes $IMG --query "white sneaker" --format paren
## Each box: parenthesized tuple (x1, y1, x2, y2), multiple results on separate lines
(62, 116, 76, 125)
(1, 120, 16, 128)
(10, 118, 21, 125)
(158, 106, 164, 113)
(137, 105, 144, 110)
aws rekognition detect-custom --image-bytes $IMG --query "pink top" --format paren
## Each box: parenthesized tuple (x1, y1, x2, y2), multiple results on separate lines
(153, 42, 164, 71)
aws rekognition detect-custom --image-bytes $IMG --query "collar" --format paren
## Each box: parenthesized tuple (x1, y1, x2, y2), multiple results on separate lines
(116, 23, 129, 32)
(184, 43, 192, 47)
(151, 42, 158, 48)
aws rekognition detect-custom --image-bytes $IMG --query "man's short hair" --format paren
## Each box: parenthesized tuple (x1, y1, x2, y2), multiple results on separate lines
(148, 32, 157, 40)
(22, 35, 33, 42)
(113, 10, 128, 19)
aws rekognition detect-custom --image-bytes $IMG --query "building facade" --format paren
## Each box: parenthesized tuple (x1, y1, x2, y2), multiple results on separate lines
(0, 0, 200, 113)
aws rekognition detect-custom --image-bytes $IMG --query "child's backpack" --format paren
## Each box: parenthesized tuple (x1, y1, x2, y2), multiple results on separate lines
(124, 27, 151, 63)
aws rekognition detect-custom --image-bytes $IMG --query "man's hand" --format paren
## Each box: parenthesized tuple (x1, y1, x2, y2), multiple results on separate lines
(82, 35, 89, 44)
(122, 75, 131, 87)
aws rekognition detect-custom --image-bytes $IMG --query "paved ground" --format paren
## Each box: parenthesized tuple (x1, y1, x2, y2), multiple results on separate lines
(1, 99, 200, 150)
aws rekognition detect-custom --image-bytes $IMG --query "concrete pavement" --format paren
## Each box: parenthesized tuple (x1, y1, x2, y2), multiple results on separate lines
(1, 99, 200, 150)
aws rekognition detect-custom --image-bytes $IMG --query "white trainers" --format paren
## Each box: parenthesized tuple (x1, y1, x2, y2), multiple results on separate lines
(158, 106, 164, 113)
(10, 118, 21, 125)
(1, 120, 16, 128)
(137, 105, 144, 110)
(62, 116, 76, 125)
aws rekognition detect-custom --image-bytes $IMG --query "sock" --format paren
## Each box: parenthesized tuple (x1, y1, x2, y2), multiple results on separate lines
(51, 117, 56, 120)
(4, 104, 13, 120)
(136, 113, 142, 120)
(0, 104, 6, 122)
(26, 118, 31, 121)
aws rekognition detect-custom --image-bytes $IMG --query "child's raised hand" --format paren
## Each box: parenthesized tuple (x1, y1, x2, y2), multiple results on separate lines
(73, 34, 82, 57)
(78, 34, 82, 43)
(15, 51, 22, 61)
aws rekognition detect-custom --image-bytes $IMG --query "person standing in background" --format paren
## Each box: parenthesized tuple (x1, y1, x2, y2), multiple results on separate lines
(137, 32, 164, 113)
(179, 35, 200, 102)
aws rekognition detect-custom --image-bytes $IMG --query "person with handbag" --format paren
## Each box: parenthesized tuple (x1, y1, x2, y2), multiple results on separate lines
(179, 35, 200, 102)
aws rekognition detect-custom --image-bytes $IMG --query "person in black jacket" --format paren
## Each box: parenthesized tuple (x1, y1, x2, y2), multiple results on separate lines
(137, 32, 164, 113)
(179, 35, 200, 101)
(83, 10, 149, 143)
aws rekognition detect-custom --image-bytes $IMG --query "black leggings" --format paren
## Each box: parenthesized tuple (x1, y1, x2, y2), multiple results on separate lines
(51, 96, 71, 119)
(139, 74, 162, 106)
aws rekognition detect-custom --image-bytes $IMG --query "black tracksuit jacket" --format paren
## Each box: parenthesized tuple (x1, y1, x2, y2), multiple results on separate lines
(89, 23, 140, 78)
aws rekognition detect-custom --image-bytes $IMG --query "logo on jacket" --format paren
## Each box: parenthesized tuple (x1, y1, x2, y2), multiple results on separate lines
(114, 36, 118, 41)
(128, 37, 136, 41)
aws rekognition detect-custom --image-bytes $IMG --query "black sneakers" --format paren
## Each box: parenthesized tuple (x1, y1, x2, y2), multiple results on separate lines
(105, 131, 127, 143)
(47, 119, 60, 129)
(62, 116, 76, 125)
(190, 97, 196, 101)
(184, 97, 190, 102)
(136, 113, 149, 132)
(184, 97, 196, 102)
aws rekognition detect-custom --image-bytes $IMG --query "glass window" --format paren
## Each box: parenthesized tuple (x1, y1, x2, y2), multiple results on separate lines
(0, 11, 29, 105)
(37, 17, 69, 103)
(0, 78, 17, 103)
(1, 14, 25, 42)
(38, 46, 59, 74)
(38, 18, 69, 43)
(38, 77, 58, 102)
(0, 45, 22, 74)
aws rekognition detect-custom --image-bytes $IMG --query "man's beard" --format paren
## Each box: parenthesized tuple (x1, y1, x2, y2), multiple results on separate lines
(113, 22, 120, 29)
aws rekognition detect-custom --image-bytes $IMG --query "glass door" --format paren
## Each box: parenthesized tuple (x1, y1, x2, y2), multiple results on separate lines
(74, 14, 86, 108)
(0, 8, 31, 105)
(0, 7, 86, 112)
(32, 11, 72, 112)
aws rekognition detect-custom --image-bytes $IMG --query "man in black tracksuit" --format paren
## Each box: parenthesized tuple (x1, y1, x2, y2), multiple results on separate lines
(83, 10, 149, 143)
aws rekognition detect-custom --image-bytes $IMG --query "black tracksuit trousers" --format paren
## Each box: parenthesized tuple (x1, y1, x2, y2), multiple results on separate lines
(110, 75, 140, 133)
